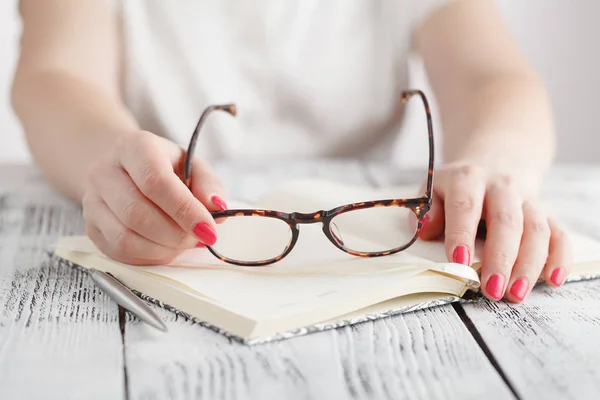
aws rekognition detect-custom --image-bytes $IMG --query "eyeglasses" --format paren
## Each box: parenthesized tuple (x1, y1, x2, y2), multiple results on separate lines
(181, 90, 434, 266)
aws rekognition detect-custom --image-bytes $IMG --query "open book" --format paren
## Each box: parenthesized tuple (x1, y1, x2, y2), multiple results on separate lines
(53, 179, 600, 344)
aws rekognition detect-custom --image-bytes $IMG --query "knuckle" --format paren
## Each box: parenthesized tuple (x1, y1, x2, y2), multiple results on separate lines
(518, 260, 544, 273)
(491, 250, 513, 269)
(85, 224, 97, 240)
(490, 174, 516, 192)
(525, 219, 550, 237)
(113, 228, 134, 254)
(490, 210, 521, 230)
(139, 164, 166, 195)
(500, 174, 515, 187)
(123, 200, 149, 228)
(454, 164, 483, 179)
(447, 196, 477, 212)
(446, 226, 474, 239)
(173, 197, 197, 225)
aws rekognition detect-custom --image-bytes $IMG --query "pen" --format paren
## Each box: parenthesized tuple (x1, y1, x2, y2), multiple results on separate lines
(88, 268, 168, 332)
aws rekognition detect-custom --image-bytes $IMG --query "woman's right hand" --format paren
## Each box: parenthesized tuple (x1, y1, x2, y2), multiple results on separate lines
(82, 130, 228, 265)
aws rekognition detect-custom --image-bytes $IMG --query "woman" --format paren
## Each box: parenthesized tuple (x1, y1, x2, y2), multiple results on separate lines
(10, 0, 571, 303)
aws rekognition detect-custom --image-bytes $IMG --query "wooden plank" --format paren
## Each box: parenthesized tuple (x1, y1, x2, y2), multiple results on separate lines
(462, 279, 600, 399)
(461, 168, 600, 400)
(124, 300, 513, 400)
(0, 167, 124, 400)
(123, 161, 514, 400)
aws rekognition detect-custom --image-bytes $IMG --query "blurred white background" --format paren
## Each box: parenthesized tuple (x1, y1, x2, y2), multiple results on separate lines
(1, 0, 599, 164)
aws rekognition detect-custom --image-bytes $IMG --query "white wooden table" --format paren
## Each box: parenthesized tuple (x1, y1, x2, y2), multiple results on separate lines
(1, 161, 600, 400)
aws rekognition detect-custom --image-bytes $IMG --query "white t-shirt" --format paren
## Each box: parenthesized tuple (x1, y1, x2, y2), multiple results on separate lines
(112, 1, 447, 163)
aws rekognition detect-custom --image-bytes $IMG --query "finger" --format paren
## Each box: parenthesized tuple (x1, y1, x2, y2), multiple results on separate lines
(92, 163, 199, 249)
(542, 218, 573, 287)
(417, 188, 445, 241)
(85, 223, 109, 253)
(481, 183, 524, 301)
(118, 133, 218, 246)
(85, 194, 179, 265)
(505, 201, 550, 303)
(88, 223, 177, 265)
(442, 168, 486, 266)
(189, 157, 228, 225)
(189, 157, 228, 212)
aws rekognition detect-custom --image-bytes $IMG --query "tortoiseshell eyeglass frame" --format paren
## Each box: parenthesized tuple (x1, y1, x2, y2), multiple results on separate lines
(181, 90, 434, 266)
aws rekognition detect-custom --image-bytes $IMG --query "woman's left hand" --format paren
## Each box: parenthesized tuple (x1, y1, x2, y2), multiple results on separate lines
(419, 162, 572, 303)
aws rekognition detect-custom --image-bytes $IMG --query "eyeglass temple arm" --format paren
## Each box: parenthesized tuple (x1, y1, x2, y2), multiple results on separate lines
(401, 90, 434, 200)
(185, 96, 432, 195)
(183, 104, 237, 188)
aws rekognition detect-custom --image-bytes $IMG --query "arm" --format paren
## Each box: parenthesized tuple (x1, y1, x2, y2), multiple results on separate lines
(414, 0, 570, 303)
(11, 0, 138, 203)
(11, 0, 227, 265)
(415, 0, 555, 196)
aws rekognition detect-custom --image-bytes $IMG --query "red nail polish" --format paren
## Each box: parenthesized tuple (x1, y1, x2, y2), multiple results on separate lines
(452, 245, 471, 265)
(193, 223, 217, 246)
(551, 267, 566, 286)
(195, 242, 206, 248)
(211, 195, 227, 211)
(486, 274, 506, 300)
(509, 278, 529, 301)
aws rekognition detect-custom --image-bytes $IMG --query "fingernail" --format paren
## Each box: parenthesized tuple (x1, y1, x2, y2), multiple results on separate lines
(452, 245, 471, 265)
(551, 267, 566, 286)
(195, 242, 206, 248)
(486, 274, 506, 300)
(211, 195, 228, 211)
(509, 278, 529, 301)
(193, 223, 217, 246)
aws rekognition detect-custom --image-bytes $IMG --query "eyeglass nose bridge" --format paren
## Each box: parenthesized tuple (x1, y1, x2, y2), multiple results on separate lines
(289, 211, 327, 224)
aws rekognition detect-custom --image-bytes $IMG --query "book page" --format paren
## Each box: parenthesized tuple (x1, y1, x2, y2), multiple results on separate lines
(569, 230, 600, 263)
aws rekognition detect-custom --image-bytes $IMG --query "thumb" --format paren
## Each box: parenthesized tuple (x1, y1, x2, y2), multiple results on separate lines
(419, 190, 445, 241)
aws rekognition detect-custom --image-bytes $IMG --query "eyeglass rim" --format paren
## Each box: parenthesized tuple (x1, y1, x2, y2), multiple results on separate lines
(206, 198, 430, 266)
(182, 89, 435, 266)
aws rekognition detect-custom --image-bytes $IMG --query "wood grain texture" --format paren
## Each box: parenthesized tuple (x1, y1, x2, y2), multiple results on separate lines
(460, 166, 600, 400)
(0, 167, 124, 400)
(462, 279, 600, 399)
(123, 161, 513, 400)
(124, 301, 513, 400)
